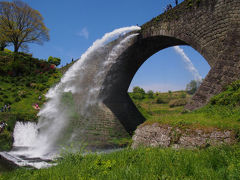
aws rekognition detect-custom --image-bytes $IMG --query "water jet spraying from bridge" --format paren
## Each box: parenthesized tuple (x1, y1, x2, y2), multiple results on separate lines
(0, 26, 141, 168)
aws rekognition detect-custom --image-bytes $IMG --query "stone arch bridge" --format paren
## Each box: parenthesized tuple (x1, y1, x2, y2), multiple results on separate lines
(75, 0, 240, 148)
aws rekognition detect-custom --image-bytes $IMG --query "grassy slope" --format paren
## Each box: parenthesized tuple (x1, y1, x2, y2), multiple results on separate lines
(0, 51, 62, 150)
(2, 83, 240, 179)
(130, 89, 240, 132)
(1, 52, 240, 178)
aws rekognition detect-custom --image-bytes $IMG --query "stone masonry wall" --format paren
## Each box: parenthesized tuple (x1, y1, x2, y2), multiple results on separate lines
(70, 0, 240, 149)
(141, 0, 240, 110)
(132, 123, 237, 149)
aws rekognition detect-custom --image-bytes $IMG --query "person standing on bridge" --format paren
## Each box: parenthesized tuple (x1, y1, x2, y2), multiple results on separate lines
(175, 0, 178, 6)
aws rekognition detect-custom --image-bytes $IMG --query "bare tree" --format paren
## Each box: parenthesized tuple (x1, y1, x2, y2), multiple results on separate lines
(0, 1, 49, 52)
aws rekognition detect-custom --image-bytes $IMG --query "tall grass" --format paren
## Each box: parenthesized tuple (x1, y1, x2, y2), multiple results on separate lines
(1, 145, 240, 179)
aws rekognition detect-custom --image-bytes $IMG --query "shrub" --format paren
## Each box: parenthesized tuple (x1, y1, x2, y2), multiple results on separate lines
(25, 81, 31, 87)
(147, 90, 154, 99)
(48, 56, 61, 66)
(0, 130, 12, 150)
(4, 78, 9, 83)
(10, 78, 16, 83)
(181, 92, 186, 98)
(156, 97, 165, 104)
(132, 93, 145, 100)
(133, 86, 145, 94)
(210, 80, 240, 106)
(36, 84, 45, 91)
(30, 83, 37, 88)
(18, 91, 27, 98)
(169, 99, 187, 108)
(3, 95, 8, 98)
(4, 100, 11, 105)
(15, 97, 21, 102)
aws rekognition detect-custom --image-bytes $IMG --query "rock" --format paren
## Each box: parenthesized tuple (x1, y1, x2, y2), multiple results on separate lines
(132, 123, 236, 149)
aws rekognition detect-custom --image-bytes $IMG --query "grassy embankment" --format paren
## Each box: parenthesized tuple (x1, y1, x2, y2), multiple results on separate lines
(130, 85, 240, 132)
(0, 50, 61, 150)
(1, 51, 240, 179)
(2, 81, 240, 179)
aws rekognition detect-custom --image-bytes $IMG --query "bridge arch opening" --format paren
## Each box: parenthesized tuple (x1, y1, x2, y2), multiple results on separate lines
(127, 45, 210, 124)
(100, 35, 212, 134)
(129, 45, 210, 93)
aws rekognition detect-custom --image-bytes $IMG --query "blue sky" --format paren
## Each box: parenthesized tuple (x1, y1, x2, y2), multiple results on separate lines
(8, 0, 210, 92)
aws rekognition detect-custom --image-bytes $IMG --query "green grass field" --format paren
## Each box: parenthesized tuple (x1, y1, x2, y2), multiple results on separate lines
(1, 145, 240, 179)
(130, 88, 240, 132)
(1, 52, 240, 179)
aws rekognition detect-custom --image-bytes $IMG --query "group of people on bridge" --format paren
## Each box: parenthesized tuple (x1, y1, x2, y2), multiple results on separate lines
(165, 0, 178, 12)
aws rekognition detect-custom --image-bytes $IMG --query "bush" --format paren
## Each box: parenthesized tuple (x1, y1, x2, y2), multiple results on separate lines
(3, 94, 8, 98)
(169, 99, 187, 108)
(0, 130, 12, 150)
(18, 90, 27, 98)
(15, 97, 21, 102)
(210, 80, 240, 106)
(4, 100, 11, 105)
(36, 84, 45, 91)
(133, 86, 145, 94)
(147, 90, 154, 99)
(181, 92, 186, 98)
(48, 56, 61, 66)
(156, 97, 165, 104)
(132, 93, 145, 100)
(4, 78, 9, 83)
(25, 81, 31, 87)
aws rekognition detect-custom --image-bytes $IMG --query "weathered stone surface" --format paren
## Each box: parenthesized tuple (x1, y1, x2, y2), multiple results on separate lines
(132, 124, 172, 148)
(72, 0, 240, 149)
(132, 123, 236, 149)
(99, 0, 240, 137)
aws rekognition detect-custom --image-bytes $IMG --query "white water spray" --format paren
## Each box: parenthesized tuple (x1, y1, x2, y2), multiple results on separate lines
(2, 26, 140, 168)
(173, 46, 202, 82)
(13, 122, 38, 147)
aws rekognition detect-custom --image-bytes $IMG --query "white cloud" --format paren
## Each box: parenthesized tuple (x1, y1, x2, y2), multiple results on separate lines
(77, 27, 89, 39)
(173, 46, 202, 82)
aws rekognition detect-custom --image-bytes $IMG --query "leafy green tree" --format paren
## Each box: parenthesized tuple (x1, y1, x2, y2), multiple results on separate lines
(147, 90, 154, 99)
(0, 1, 49, 53)
(186, 80, 201, 95)
(132, 86, 145, 100)
(133, 86, 145, 94)
(48, 56, 61, 66)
